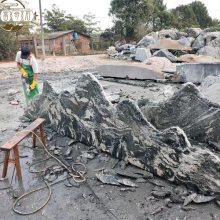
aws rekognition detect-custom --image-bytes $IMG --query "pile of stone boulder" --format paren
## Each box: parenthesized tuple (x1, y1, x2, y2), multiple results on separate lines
(107, 28, 220, 62)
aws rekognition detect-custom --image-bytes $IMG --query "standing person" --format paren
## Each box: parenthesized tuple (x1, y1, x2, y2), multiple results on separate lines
(15, 47, 39, 104)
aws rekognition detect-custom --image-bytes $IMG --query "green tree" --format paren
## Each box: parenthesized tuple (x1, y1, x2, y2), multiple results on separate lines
(44, 4, 66, 31)
(64, 15, 87, 33)
(109, 0, 153, 39)
(100, 28, 114, 41)
(172, 5, 198, 29)
(189, 1, 213, 28)
(151, 0, 174, 31)
(83, 13, 101, 36)
(0, 31, 18, 60)
(44, 4, 87, 33)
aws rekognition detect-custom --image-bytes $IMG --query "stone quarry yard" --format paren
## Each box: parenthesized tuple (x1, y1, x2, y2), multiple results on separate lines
(0, 54, 220, 220)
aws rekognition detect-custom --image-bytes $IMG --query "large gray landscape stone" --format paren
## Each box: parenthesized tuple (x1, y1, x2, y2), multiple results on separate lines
(192, 34, 205, 50)
(137, 36, 156, 48)
(200, 75, 220, 105)
(186, 28, 202, 38)
(177, 63, 220, 83)
(205, 32, 220, 45)
(197, 46, 220, 59)
(96, 64, 164, 80)
(135, 48, 151, 62)
(178, 37, 191, 47)
(24, 73, 220, 194)
(141, 83, 220, 144)
(158, 29, 178, 40)
(153, 49, 177, 62)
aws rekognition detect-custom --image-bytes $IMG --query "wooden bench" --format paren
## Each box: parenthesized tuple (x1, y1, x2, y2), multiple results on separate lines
(0, 118, 46, 180)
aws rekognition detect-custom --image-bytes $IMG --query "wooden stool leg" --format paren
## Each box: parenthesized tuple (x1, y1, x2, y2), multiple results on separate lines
(39, 124, 45, 146)
(2, 151, 10, 178)
(13, 145, 22, 180)
(33, 129, 37, 148)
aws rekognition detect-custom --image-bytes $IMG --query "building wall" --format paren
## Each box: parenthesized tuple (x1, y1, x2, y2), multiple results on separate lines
(77, 34, 91, 54)
(19, 31, 91, 57)
(50, 32, 91, 55)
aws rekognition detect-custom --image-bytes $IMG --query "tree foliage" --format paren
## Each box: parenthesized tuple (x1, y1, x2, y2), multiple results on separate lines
(109, 0, 153, 39)
(189, 1, 213, 28)
(44, 4, 87, 33)
(151, 0, 174, 31)
(83, 13, 101, 36)
(0, 31, 18, 60)
(172, 5, 198, 29)
(109, 0, 219, 39)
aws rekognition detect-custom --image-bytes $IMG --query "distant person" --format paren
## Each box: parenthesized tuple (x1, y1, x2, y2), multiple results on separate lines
(15, 47, 39, 104)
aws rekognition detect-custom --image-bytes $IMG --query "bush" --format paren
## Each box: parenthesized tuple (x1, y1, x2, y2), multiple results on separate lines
(0, 31, 18, 61)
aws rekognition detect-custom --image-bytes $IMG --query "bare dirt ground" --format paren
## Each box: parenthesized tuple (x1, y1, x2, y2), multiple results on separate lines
(0, 55, 219, 220)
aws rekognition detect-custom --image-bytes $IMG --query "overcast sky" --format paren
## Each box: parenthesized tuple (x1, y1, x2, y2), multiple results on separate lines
(27, 0, 220, 30)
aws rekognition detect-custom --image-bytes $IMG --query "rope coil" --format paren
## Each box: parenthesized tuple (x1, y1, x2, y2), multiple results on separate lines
(12, 130, 86, 215)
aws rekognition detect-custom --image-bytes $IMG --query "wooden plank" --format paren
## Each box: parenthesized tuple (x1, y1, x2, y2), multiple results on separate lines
(2, 151, 10, 178)
(25, 118, 45, 131)
(0, 118, 45, 150)
(14, 145, 22, 180)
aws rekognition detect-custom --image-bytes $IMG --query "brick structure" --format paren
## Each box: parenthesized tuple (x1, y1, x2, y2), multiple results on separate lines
(18, 30, 91, 56)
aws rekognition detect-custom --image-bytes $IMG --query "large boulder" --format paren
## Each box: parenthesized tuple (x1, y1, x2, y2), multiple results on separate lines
(158, 29, 178, 40)
(135, 48, 151, 62)
(200, 75, 220, 105)
(178, 54, 220, 63)
(145, 57, 176, 73)
(141, 83, 220, 143)
(207, 37, 220, 48)
(177, 63, 220, 83)
(25, 73, 220, 194)
(178, 37, 191, 47)
(197, 46, 220, 59)
(148, 38, 192, 51)
(176, 31, 188, 39)
(205, 32, 220, 46)
(187, 37, 195, 46)
(186, 28, 202, 38)
(115, 44, 134, 53)
(137, 36, 156, 48)
(153, 49, 177, 62)
(192, 31, 220, 51)
(192, 34, 206, 50)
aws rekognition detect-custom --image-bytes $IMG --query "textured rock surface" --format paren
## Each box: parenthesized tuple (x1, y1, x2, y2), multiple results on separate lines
(158, 29, 178, 40)
(153, 49, 177, 62)
(192, 34, 206, 50)
(186, 28, 202, 38)
(176, 63, 220, 83)
(197, 46, 220, 59)
(137, 36, 156, 48)
(25, 73, 220, 194)
(148, 38, 192, 51)
(200, 75, 220, 105)
(177, 54, 220, 63)
(135, 48, 151, 62)
(141, 83, 220, 143)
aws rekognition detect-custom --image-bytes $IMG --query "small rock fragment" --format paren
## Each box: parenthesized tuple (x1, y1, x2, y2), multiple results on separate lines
(183, 193, 197, 206)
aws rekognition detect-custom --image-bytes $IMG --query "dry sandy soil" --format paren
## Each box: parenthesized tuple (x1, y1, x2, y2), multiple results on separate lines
(0, 55, 219, 220)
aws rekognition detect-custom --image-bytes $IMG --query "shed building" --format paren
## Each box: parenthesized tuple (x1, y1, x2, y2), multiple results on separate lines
(18, 30, 91, 57)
